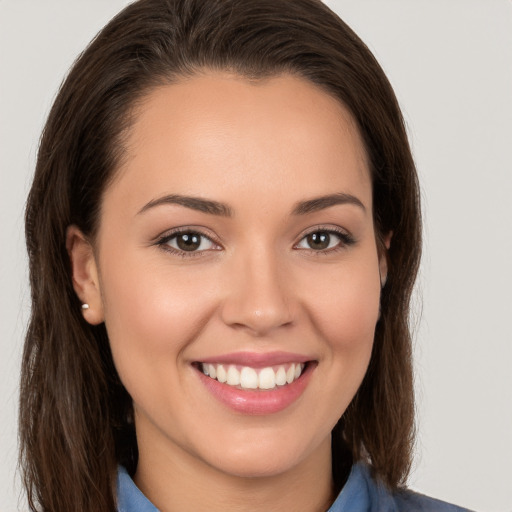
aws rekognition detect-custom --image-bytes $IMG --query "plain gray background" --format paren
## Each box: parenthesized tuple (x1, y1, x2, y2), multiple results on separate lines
(1, 1, 511, 511)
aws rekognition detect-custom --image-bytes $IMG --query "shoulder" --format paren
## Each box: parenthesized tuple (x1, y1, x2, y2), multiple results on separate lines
(392, 487, 473, 512)
(328, 462, 474, 512)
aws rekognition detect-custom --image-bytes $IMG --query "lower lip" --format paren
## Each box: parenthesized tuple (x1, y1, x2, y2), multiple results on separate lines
(196, 363, 315, 415)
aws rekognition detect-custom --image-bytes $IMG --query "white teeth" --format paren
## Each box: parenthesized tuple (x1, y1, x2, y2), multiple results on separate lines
(286, 365, 295, 384)
(216, 364, 227, 383)
(258, 367, 276, 390)
(227, 365, 240, 386)
(275, 366, 287, 386)
(207, 364, 216, 379)
(240, 367, 258, 389)
(200, 362, 307, 390)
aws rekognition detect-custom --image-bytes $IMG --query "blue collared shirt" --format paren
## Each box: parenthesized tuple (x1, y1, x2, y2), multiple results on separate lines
(117, 463, 472, 511)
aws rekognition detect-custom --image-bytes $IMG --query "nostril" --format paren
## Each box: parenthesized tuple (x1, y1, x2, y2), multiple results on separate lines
(221, 303, 294, 336)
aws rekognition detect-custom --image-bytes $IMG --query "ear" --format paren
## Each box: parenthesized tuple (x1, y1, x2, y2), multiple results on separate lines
(66, 225, 104, 325)
(379, 231, 393, 288)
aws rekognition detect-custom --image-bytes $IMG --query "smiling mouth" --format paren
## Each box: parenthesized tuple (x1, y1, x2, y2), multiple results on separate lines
(196, 362, 308, 391)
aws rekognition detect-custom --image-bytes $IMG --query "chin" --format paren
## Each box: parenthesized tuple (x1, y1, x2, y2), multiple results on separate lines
(197, 429, 328, 480)
(209, 451, 302, 479)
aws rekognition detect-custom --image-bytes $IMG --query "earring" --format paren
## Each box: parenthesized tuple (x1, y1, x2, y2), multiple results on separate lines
(81, 303, 90, 310)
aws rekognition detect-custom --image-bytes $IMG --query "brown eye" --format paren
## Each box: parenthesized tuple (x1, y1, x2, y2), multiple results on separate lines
(306, 232, 331, 250)
(296, 229, 352, 252)
(164, 231, 216, 253)
(176, 233, 201, 251)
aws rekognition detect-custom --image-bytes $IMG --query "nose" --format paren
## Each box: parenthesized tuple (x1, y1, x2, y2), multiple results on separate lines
(220, 248, 294, 337)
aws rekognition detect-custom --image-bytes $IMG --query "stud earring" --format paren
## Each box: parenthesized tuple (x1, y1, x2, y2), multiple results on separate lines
(81, 303, 90, 310)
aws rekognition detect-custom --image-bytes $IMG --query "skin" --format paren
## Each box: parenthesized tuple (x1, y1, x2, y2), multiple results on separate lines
(68, 72, 388, 511)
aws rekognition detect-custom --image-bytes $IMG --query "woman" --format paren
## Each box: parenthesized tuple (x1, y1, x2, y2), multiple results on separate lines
(20, 0, 471, 510)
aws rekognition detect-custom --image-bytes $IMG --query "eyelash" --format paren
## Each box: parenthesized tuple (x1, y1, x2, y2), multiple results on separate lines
(295, 226, 356, 255)
(155, 226, 356, 258)
(155, 228, 220, 258)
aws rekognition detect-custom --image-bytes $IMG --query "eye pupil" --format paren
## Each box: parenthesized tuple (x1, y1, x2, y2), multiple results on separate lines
(177, 233, 201, 251)
(307, 232, 330, 250)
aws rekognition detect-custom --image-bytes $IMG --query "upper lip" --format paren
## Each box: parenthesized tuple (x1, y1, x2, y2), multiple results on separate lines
(197, 351, 313, 368)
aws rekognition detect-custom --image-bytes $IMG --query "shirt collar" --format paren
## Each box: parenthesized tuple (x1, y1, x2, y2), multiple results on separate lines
(117, 466, 159, 512)
(116, 462, 376, 512)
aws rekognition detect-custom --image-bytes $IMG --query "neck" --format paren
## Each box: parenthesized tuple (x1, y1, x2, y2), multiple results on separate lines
(134, 429, 336, 512)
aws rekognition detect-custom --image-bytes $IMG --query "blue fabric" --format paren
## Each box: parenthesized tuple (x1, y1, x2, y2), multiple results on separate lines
(117, 463, 472, 512)
(326, 463, 472, 512)
(117, 467, 158, 512)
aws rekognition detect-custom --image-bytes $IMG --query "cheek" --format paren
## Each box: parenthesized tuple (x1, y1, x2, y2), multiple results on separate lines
(303, 258, 381, 352)
(300, 254, 380, 415)
(99, 254, 218, 386)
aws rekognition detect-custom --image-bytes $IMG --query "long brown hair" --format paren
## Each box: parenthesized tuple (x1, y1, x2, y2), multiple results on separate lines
(20, 0, 421, 510)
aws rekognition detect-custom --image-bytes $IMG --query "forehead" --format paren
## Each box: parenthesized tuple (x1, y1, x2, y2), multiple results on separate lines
(106, 72, 371, 215)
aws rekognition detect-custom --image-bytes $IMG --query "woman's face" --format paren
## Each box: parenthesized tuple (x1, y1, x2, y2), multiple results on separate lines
(82, 73, 385, 479)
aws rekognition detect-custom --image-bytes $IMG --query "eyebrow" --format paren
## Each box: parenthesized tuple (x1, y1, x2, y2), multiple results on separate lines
(138, 194, 232, 217)
(138, 192, 365, 217)
(292, 193, 366, 215)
